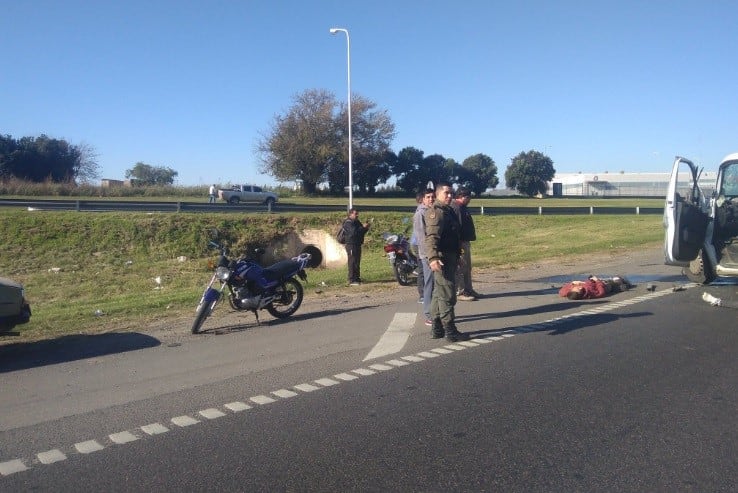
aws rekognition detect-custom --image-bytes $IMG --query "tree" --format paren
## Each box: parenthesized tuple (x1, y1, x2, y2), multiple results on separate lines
(457, 153, 499, 196)
(73, 142, 101, 183)
(125, 162, 178, 186)
(258, 89, 340, 194)
(0, 134, 99, 183)
(505, 150, 556, 197)
(258, 88, 396, 195)
(335, 94, 396, 194)
(393, 148, 456, 193)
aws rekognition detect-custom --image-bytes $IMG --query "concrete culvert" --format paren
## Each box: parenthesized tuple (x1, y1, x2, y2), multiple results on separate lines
(300, 245, 323, 268)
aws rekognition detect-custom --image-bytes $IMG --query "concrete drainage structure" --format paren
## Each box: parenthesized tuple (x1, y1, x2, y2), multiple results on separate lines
(264, 229, 345, 269)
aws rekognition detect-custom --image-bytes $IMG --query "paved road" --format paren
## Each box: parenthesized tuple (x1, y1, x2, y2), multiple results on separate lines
(1, 249, 736, 491)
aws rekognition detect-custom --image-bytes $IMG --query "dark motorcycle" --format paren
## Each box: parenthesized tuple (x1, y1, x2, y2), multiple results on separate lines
(192, 240, 312, 334)
(382, 230, 419, 286)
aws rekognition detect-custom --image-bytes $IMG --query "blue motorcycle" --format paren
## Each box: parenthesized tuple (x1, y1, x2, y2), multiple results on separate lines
(192, 240, 312, 334)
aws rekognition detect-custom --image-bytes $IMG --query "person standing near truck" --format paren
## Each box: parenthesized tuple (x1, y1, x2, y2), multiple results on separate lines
(208, 184, 217, 203)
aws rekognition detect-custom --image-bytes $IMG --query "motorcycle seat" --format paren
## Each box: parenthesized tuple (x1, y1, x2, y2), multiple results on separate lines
(263, 259, 300, 281)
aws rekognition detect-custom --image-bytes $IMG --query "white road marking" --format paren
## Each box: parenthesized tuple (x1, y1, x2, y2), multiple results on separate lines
(363, 312, 416, 361)
(141, 423, 169, 435)
(431, 348, 453, 354)
(352, 368, 376, 376)
(171, 415, 199, 427)
(273, 389, 299, 398)
(445, 344, 467, 351)
(250, 395, 276, 405)
(402, 355, 426, 362)
(368, 363, 393, 371)
(334, 372, 360, 381)
(109, 431, 139, 444)
(0, 459, 28, 475)
(294, 383, 320, 392)
(37, 449, 66, 464)
(315, 378, 340, 387)
(386, 359, 410, 366)
(199, 408, 226, 420)
(74, 440, 104, 454)
(417, 351, 441, 358)
(225, 402, 252, 412)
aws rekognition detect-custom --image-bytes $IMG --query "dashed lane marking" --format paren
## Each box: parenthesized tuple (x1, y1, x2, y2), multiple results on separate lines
(37, 449, 66, 465)
(141, 423, 169, 435)
(0, 286, 687, 477)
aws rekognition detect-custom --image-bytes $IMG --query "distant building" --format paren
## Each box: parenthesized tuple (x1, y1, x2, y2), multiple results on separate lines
(548, 171, 716, 197)
(101, 179, 125, 188)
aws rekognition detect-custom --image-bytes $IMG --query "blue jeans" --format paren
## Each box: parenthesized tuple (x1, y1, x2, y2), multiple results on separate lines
(421, 257, 434, 320)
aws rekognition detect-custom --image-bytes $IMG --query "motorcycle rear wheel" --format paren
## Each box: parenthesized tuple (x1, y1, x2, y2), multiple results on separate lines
(266, 278, 303, 318)
(192, 299, 217, 334)
(393, 262, 411, 286)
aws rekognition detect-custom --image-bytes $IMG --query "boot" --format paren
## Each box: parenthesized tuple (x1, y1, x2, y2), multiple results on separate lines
(444, 323, 469, 342)
(431, 318, 444, 339)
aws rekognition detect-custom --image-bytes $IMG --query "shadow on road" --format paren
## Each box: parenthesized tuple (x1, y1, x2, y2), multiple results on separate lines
(0, 332, 161, 373)
(194, 302, 389, 335)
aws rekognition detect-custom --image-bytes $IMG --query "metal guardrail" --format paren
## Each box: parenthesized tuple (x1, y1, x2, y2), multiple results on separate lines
(0, 199, 664, 215)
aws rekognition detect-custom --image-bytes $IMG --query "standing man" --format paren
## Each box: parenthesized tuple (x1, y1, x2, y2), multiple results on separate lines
(451, 187, 479, 301)
(208, 184, 217, 204)
(425, 182, 469, 342)
(343, 208, 370, 286)
(412, 188, 435, 325)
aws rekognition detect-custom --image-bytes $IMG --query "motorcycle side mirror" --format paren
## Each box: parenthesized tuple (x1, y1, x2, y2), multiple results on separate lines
(253, 247, 266, 257)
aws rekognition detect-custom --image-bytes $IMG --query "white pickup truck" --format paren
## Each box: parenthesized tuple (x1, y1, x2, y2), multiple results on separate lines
(218, 185, 278, 206)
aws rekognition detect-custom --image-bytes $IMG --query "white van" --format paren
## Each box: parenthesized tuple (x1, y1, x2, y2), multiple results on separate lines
(664, 153, 738, 283)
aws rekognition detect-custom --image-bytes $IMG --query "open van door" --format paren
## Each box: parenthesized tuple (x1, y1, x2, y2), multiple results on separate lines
(664, 156, 709, 265)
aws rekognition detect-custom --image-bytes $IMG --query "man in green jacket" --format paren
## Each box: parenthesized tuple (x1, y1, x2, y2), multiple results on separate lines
(424, 182, 469, 342)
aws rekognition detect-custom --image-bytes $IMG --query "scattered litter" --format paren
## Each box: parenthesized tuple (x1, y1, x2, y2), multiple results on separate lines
(646, 284, 656, 292)
(320, 281, 327, 286)
(702, 292, 722, 306)
(94, 309, 105, 316)
(177, 256, 187, 262)
(48, 267, 61, 273)
(153, 276, 162, 290)
(672, 285, 686, 292)
(125, 260, 133, 266)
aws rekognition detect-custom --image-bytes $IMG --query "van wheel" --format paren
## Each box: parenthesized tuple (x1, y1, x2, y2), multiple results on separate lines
(684, 249, 716, 284)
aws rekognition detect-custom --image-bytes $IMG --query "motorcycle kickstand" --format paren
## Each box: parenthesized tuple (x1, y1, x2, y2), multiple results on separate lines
(252, 310, 261, 325)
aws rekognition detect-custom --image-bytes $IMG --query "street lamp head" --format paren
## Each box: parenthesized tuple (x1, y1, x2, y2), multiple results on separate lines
(329, 28, 339, 34)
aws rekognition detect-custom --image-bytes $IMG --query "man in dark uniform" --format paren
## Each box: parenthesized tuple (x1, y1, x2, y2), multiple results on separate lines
(424, 182, 469, 342)
(342, 208, 370, 286)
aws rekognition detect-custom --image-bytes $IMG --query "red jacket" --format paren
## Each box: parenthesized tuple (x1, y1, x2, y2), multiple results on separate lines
(559, 279, 608, 299)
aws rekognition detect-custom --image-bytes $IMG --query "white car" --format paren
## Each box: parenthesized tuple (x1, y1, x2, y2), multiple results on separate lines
(0, 276, 31, 331)
(664, 153, 738, 283)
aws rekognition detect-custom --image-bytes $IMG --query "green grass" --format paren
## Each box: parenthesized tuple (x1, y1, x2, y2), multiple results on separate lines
(0, 206, 664, 342)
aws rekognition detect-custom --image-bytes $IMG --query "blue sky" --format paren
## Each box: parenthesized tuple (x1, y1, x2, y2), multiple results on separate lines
(2, 1, 737, 187)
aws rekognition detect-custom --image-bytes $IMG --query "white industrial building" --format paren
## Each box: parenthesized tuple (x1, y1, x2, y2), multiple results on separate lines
(548, 171, 717, 197)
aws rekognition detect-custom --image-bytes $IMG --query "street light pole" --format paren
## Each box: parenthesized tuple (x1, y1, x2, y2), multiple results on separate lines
(329, 27, 353, 210)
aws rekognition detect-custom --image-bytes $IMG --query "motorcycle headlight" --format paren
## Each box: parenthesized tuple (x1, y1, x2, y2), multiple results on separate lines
(215, 266, 231, 280)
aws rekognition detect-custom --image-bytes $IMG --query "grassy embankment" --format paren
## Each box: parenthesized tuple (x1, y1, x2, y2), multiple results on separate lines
(0, 199, 664, 342)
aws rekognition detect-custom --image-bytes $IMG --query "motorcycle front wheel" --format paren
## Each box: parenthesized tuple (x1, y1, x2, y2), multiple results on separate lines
(266, 278, 304, 319)
(393, 262, 411, 286)
(192, 298, 217, 334)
